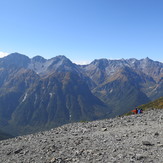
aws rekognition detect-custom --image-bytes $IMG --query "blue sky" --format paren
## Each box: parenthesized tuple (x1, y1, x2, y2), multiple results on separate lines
(0, 0, 163, 64)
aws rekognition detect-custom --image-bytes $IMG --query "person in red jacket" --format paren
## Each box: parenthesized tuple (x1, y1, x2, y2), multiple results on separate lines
(131, 108, 138, 114)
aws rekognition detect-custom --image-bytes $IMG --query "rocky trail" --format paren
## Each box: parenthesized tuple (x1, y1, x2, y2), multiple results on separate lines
(0, 109, 163, 163)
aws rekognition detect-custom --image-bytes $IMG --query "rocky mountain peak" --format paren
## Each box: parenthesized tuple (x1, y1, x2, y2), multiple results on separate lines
(28, 55, 80, 76)
(5, 53, 30, 60)
(55, 55, 69, 60)
(32, 56, 46, 63)
(0, 52, 30, 68)
(47, 55, 78, 73)
(91, 58, 108, 64)
(51, 55, 73, 65)
(144, 57, 151, 61)
(140, 57, 153, 65)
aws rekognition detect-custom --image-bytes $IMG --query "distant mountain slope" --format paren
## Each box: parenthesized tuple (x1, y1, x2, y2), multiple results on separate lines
(8, 72, 109, 135)
(0, 53, 110, 135)
(82, 58, 162, 116)
(0, 53, 162, 135)
(139, 96, 163, 110)
(0, 130, 13, 140)
(92, 67, 150, 116)
(125, 96, 163, 116)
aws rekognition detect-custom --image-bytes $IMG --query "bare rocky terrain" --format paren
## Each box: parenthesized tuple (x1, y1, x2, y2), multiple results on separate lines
(0, 109, 163, 163)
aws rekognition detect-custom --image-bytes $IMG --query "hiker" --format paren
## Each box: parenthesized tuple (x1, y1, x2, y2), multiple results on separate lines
(137, 108, 143, 114)
(131, 108, 138, 114)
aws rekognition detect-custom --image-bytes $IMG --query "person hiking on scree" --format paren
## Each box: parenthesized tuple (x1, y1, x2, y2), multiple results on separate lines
(131, 108, 138, 114)
(137, 108, 143, 114)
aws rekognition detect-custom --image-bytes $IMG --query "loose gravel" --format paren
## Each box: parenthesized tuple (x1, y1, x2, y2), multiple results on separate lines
(0, 109, 163, 163)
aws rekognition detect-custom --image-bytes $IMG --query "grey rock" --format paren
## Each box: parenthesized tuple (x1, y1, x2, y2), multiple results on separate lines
(0, 109, 163, 163)
(142, 141, 154, 146)
(154, 132, 159, 136)
(14, 148, 23, 154)
(101, 128, 107, 132)
(158, 144, 163, 147)
(50, 157, 56, 163)
(136, 154, 147, 160)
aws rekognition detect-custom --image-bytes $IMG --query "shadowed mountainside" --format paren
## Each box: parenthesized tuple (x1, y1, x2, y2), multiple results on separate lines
(0, 130, 13, 140)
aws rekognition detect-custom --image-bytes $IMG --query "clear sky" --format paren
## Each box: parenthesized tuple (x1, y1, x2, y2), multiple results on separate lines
(0, 0, 163, 64)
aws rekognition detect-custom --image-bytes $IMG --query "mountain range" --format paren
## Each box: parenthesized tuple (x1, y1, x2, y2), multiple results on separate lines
(0, 53, 162, 135)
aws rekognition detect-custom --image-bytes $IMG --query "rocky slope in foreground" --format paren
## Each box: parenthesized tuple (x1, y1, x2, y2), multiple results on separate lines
(0, 109, 163, 163)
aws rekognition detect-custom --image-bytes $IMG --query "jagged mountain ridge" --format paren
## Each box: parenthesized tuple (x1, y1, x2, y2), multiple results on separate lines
(0, 53, 110, 135)
(0, 53, 162, 135)
(82, 57, 162, 115)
